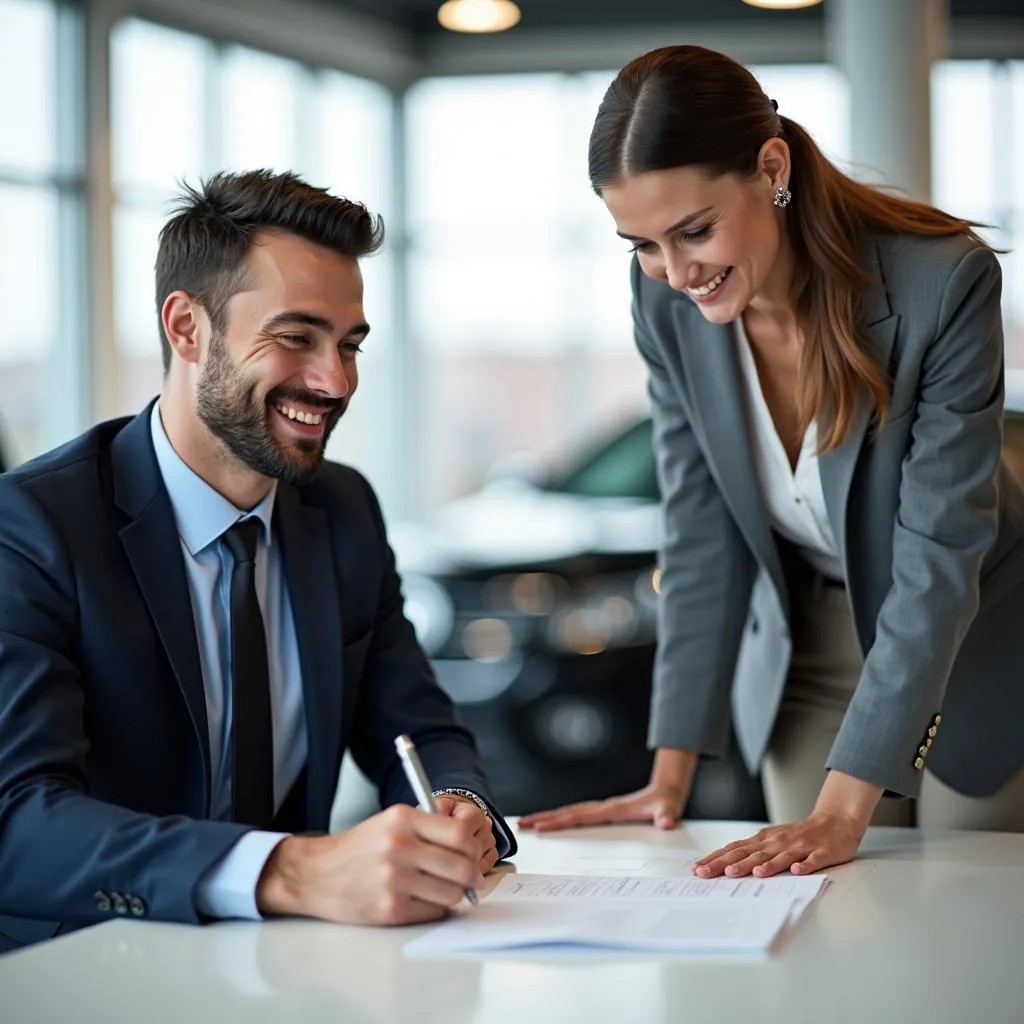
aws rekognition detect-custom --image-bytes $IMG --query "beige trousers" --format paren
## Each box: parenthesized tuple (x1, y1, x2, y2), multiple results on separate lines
(761, 574, 1024, 830)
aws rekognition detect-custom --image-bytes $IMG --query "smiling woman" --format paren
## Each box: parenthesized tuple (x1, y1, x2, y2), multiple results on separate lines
(519, 44, 1024, 872)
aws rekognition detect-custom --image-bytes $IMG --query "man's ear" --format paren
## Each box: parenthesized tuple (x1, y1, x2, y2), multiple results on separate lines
(161, 292, 207, 366)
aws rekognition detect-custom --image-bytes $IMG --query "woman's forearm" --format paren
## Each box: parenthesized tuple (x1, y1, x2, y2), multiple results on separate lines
(813, 769, 884, 832)
(651, 747, 700, 797)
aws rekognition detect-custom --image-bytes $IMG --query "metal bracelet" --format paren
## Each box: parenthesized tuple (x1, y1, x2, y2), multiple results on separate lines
(432, 787, 492, 819)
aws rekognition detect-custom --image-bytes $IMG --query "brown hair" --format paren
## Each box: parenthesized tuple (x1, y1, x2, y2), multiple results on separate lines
(590, 45, 988, 449)
(155, 170, 384, 372)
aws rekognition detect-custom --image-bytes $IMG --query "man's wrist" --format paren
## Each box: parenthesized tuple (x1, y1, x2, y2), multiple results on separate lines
(255, 835, 308, 918)
(434, 788, 513, 859)
(432, 788, 491, 818)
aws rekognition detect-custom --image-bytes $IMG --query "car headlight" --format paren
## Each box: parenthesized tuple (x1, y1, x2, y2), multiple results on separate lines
(402, 573, 455, 656)
(544, 567, 658, 655)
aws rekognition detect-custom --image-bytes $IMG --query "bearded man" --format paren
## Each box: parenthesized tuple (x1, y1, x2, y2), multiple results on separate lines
(0, 171, 514, 953)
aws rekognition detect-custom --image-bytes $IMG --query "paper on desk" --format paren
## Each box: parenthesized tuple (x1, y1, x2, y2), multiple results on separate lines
(496, 872, 826, 924)
(404, 872, 826, 958)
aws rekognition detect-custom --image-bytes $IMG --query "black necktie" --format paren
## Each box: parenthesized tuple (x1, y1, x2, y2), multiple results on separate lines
(223, 519, 274, 829)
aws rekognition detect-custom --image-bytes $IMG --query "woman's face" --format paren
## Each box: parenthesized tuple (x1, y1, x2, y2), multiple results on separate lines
(601, 141, 791, 323)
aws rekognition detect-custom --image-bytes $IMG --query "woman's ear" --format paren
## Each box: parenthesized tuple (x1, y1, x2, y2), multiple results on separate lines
(758, 137, 792, 194)
(161, 292, 206, 366)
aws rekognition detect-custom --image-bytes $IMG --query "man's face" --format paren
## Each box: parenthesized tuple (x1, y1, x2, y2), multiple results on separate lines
(195, 230, 369, 486)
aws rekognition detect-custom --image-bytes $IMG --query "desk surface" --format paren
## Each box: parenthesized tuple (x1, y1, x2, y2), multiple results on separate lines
(3, 821, 1023, 1024)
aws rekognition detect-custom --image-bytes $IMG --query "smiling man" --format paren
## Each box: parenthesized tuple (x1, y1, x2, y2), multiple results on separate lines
(0, 171, 514, 953)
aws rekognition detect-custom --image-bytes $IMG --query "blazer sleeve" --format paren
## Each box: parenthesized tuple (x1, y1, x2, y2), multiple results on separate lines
(828, 245, 1005, 796)
(0, 479, 252, 927)
(633, 266, 758, 756)
(343, 474, 516, 856)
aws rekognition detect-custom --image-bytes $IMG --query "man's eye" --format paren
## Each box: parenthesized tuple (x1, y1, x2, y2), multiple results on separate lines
(280, 334, 308, 346)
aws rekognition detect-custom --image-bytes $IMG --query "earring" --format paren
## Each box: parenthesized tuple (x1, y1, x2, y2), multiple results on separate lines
(773, 186, 792, 208)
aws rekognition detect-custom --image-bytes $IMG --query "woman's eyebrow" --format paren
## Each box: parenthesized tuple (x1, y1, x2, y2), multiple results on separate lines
(616, 206, 714, 240)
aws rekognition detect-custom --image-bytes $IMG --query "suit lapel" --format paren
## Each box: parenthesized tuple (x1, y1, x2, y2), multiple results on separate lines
(275, 484, 344, 830)
(818, 242, 900, 581)
(673, 301, 789, 613)
(111, 405, 211, 803)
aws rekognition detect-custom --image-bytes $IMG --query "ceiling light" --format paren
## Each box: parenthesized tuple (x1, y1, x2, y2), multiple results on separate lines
(741, 0, 823, 8)
(437, 0, 521, 33)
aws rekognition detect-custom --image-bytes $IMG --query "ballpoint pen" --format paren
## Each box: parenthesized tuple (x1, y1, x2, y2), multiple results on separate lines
(394, 733, 479, 907)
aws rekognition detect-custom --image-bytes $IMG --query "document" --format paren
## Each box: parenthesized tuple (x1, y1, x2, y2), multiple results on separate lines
(404, 872, 827, 958)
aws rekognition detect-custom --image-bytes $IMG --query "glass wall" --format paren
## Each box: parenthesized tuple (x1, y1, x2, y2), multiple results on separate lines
(0, 0, 82, 466)
(2, 3, 1021, 502)
(933, 60, 1024, 370)
(404, 64, 850, 513)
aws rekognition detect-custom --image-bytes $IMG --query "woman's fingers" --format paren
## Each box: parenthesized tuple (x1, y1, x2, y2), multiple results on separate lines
(692, 815, 860, 878)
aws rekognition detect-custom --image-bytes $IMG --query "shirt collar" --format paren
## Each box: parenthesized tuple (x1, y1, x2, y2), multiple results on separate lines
(150, 401, 277, 557)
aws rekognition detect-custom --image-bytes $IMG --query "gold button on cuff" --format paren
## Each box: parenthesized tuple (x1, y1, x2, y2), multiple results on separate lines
(919, 745, 928, 756)
(928, 726, 938, 738)
(914, 757, 925, 770)
(934, 714, 943, 725)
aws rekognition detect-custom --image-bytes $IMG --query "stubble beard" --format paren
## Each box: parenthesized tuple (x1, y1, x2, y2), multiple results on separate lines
(195, 330, 346, 486)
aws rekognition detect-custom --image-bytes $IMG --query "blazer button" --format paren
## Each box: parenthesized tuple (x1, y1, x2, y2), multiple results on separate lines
(914, 757, 925, 770)
(93, 890, 111, 913)
(934, 714, 943, 725)
(111, 892, 128, 915)
(128, 896, 147, 917)
(918, 745, 928, 757)
(928, 726, 938, 738)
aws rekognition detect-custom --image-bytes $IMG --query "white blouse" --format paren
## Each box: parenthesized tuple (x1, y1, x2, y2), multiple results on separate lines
(734, 315, 845, 582)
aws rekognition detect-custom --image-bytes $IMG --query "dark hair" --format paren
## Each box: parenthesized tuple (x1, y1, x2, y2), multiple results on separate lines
(590, 45, 987, 450)
(155, 170, 384, 372)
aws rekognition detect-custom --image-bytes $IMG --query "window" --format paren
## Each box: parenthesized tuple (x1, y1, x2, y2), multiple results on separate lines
(404, 67, 850, 513)
(110, 20, 396, 506)
(933, 60, 1024, 370)
(0, 0, 83, 466)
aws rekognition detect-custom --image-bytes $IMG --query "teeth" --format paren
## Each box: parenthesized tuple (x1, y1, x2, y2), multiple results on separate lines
(276, 404, 323, 426)
(690, 267, 730, 297)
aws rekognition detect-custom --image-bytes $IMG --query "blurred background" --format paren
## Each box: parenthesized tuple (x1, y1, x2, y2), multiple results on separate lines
(2, 0, 1023, 825)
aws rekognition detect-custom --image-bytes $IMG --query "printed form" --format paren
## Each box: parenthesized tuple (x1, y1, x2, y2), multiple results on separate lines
(404, 872, 827, 957)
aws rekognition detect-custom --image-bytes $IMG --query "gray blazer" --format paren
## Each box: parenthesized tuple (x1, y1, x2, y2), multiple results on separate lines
(635, 232, 1024, 799)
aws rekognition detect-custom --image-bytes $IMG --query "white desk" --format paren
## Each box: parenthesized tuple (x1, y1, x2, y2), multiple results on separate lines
(3, 821, 1023, 1024)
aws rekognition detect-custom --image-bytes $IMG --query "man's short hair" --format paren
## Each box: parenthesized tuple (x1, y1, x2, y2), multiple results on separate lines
(154, 169, 384, 371)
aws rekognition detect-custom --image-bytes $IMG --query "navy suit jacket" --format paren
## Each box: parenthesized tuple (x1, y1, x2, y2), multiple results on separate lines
(0, 404, 514, 952)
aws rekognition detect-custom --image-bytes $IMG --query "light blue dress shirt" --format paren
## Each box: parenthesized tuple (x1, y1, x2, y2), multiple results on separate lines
(150, 403, 306, 920)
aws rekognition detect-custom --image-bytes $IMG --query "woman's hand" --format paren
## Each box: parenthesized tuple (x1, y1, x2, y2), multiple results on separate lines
(691, 810, 866, 878)
(518, 782, 688, 833)
(519, 748, 698, 833)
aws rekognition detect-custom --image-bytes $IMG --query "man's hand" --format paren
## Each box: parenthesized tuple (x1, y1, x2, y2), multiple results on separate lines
(255, 804, 485, 926)
(434, 795, 499, 875)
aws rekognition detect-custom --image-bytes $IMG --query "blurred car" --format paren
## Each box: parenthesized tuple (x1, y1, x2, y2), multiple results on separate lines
(391, 368, 1024, 821)
(391, 418, 766, 821)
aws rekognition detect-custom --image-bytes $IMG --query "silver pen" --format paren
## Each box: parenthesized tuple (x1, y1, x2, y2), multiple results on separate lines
(394, 734, 479, 907)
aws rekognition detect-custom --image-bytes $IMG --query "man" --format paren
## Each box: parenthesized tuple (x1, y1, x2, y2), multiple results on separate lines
(0, 170, 514, 953)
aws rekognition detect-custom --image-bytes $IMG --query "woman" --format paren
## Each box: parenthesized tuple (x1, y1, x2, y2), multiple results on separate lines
(519, 45, 1024, 877)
